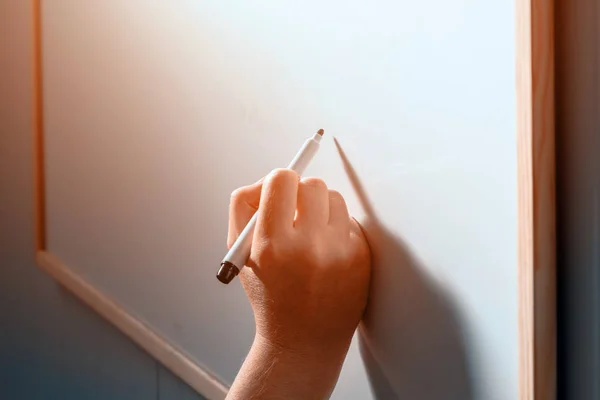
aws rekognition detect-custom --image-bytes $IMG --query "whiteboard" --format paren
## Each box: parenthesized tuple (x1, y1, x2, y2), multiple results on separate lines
(42, 1, 518, 399)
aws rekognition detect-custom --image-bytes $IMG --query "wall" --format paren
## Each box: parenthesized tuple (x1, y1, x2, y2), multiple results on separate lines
(556, 0, 600, 399)
(0, 2, 204, 399)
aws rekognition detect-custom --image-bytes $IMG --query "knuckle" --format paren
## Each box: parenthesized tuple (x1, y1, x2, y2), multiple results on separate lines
(267, 168, 298, 185)
(229, 187, 253, 210)
(302, 233, 320, 250)
(230, 187, 246, 202)
(254, 242, 279, 266)
(307, 247, 330, 268)
(328, 189, 346, 204)
(300, 177, 328, 191)
(230, 182, 260, 208)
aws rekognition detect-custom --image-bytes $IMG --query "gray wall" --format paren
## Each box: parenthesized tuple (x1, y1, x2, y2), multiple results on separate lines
(556, 0, 600, 399)
(0, 2, 204, 399)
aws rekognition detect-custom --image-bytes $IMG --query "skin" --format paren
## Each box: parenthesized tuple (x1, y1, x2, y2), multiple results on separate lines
(225, 168, 372, 400)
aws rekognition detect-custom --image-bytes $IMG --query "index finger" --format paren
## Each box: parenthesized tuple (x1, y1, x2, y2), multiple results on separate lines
(256, 168, 299, 237)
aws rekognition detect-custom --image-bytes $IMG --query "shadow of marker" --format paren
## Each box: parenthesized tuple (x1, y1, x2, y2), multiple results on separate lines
(333, 137, 474, 400)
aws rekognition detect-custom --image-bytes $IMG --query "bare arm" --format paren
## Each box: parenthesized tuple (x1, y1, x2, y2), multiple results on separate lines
(227, 335, 348, 400)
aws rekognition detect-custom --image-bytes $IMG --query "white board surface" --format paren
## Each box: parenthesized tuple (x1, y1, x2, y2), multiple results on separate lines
(42, 1, 517, 399)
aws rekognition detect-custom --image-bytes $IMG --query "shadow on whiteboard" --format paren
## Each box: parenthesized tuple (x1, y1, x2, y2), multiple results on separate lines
(334, 139, 473, 399)
(358, 219, 473, 400)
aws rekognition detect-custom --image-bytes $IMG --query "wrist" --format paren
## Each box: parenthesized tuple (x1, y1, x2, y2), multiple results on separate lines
(253, 331, 351, 368)
(246, 333, 349, 397)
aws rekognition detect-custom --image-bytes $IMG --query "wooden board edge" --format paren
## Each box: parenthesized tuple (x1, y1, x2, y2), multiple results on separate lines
(32, 0, 46, 252)
(36, 250, 230, 400)
(516, 0, 556, 398)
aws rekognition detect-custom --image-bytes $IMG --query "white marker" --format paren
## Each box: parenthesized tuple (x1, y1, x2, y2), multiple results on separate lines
(216, 129, 325, 284)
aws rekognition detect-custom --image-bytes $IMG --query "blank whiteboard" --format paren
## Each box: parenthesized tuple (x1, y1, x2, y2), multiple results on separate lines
(35, 1, 556, 399)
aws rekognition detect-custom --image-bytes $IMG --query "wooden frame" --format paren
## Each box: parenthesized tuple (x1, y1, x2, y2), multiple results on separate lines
(32, 0, 556, 399)
(516, 0, 556, 398)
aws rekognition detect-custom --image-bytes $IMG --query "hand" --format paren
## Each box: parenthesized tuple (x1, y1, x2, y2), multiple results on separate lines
(228, 168, 371, 361)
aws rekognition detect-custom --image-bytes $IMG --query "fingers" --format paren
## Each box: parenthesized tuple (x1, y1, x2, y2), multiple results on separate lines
(296, 177, 330, 228)
(227, 177, 264, 248)
(328, 190, 351, 229)
(230, 171, 351, 250)
(255, 169, 299, 237)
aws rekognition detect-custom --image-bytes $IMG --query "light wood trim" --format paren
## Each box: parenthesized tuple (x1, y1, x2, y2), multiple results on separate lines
(32, 0, 46, 252)
(37, 251, 229, 400)
(516, 0, 556, 398)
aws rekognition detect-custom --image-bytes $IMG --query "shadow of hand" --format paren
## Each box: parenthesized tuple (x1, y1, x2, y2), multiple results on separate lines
(358, 218, 473, 400)
(332, 137, 473, 399)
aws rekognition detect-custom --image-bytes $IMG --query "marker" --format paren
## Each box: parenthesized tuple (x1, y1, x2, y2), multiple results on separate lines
(216, 129, 325, 284)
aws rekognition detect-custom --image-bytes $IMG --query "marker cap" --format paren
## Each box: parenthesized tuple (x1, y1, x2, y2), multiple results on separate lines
(217, 261, 240, 284)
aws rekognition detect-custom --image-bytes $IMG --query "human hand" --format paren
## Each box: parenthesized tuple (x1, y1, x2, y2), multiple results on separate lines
(227, 168, 371, 361)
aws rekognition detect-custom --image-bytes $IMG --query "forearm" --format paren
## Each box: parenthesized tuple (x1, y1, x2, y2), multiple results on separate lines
(226, 335, 348, 400)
